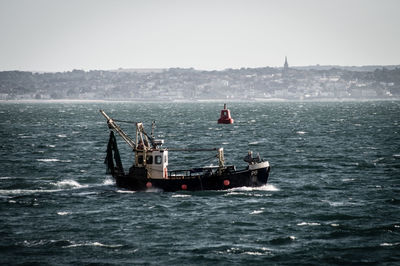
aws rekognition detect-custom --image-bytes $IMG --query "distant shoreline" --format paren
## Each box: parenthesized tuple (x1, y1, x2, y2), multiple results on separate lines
(1, 98, 399, 104)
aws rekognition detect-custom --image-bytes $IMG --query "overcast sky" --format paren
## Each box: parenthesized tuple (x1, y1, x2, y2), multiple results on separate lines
(0, 0, 399, 72)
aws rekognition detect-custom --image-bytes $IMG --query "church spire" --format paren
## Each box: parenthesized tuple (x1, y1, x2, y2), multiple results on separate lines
(283, 56, 289, 76)
(284, 56, 289, 70)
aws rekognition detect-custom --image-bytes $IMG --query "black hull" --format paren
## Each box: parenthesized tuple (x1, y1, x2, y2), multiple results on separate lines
(113, 166, 270, 192)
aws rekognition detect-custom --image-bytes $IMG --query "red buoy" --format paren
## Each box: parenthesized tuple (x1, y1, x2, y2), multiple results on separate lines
(181, 184, 187, 190)
(146, 182, 152, 188)
(218, 104, 234, 124)
(223, 179, 230, 186)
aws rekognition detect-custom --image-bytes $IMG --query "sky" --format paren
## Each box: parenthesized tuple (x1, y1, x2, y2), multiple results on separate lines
(0, 0, 399, 72)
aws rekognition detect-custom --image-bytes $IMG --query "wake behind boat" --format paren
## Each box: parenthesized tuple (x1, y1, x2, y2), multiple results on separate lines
(100, 110, 270, 192)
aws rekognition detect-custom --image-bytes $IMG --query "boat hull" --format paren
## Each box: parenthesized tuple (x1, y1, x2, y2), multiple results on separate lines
(113, 166, 270, 192)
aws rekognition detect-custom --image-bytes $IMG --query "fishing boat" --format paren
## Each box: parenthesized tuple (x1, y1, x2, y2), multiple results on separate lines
(100, 110, 270, 192)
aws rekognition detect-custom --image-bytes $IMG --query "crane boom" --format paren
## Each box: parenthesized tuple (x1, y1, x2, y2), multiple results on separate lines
(99, 110, 136, 149)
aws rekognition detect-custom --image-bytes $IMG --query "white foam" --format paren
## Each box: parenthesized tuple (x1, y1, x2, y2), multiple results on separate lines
(230, 184, 279, 192)
(53, 179, 87, 189)
(37, 158, 60, 162)
(225, 191, 246, 196)
(330, 223, 340, 227)
(57, 211, 71, 216)
(116, 190, 136, 194)
(251, 193, 268, 197)
(297, 222, 321, 226)
(102, 177, 114, 186)
(250, 210, 263, 215)
(380, 242, 400, 247)
(37, 159, 71, 163)
(64, 241, 123, 248)
(172, 194, 191, 198)
(296, 131, 307, 135)
(244, 251, 263, 256)
(57, 134, 67, 138)
(225, 247, 272, 256)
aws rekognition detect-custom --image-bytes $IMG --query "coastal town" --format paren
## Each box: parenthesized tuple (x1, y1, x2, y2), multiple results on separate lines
(1, 58, 399, 101)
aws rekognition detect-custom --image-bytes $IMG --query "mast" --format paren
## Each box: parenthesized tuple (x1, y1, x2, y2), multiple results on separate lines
(217, 148, 225, 175)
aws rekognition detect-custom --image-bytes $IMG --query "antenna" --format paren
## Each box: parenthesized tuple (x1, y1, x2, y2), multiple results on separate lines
(151, 120, 155, 138)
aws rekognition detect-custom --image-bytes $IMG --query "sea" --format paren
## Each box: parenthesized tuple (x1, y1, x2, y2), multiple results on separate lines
(0, 100, 399, 265)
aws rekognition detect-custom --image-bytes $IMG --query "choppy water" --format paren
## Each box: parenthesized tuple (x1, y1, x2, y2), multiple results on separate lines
(0, 101, 399, 265)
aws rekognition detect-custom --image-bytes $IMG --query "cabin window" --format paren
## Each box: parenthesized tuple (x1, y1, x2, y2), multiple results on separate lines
(155, 155, 162, 164)
(146, 155, 153, 164)
(138, 155, 143, 164)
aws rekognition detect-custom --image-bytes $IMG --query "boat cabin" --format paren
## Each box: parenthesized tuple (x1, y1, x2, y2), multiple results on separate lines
(135, 149, 168, 179)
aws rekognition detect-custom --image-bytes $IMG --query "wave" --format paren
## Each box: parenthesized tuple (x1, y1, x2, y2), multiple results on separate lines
(0, 180, 87, 195)
(0, 188, 61, 195)
(321, 200, 347, 207)
(269, 236, 296, 245)
(22, 239, 123, 249)
(52, 179, 88, 189)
